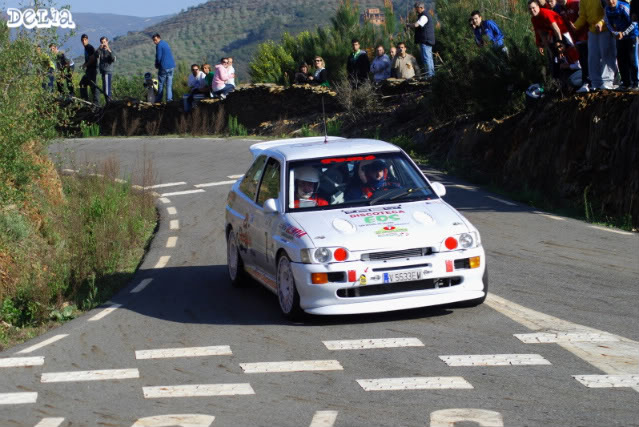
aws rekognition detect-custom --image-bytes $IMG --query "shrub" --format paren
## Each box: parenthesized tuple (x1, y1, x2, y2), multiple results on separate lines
(333, 79, 381, 120)
(227, 115, 248, 136)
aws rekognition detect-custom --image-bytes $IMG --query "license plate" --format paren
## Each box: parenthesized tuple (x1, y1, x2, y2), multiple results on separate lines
(384, 270, 422, 283)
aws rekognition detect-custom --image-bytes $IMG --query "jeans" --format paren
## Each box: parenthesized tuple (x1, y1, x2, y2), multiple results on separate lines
(213, 84, 235, 98)
(157, 68, 174, 102)
(101, 72, 112, 102)
(616, 37, 639, 88)
(576, 42, 589, 85)
(587, 31, 617, 89)
(419, 43, 435, 78)
(80, 68, 99, 103)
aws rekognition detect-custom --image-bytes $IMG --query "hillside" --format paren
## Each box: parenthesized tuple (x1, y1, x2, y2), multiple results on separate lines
(109, 0, 426, 80)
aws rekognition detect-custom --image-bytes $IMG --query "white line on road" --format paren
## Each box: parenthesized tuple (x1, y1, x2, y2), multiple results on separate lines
(41, 368, 140, 383)
(132, 415, 215, 427)
(136, 345, 232, 360)
(589, 225, 634, 236)
(430, 409, 504, 427)
(144, 182, 187, 190)
(533, 211, 566, 221)
(0, 392, 37, 405)
(452, 184, 478, 191)
(166, 236, 178, 248)
(309, 411, 338, 427)
(573, 375, 639, 388)
(515, 332, 621, 344)
(161, 189, 206, 197)
(87, 304, 122, 321)
(16, 334, 68, 354)
(439, 354, 551, 367)
(154, 256, 171, 269)
(143, 383, 255, 398)
(167, 206, 177, 215)
(194, 180, 237, 188)
(240, 360, 343, 373)
(170, 220, 180, 230)
(0, 356, 44, 368)
(227, 175, 244, 179)
(34, 418, 65, 427)
(323, 338, 424, 350)
(357, 377, 473, 391)
(159, 197, 171, 204)
(131, 278, 153, 293)
(485, 195, 517, 206)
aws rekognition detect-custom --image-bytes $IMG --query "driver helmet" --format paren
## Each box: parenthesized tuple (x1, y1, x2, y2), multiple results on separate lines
(295, 166, 320, 199)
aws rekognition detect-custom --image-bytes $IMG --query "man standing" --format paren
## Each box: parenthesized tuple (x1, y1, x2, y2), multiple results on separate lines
(370, 45, 391, 83)
(408, 2, 436, 79)
(470, 10, 507, 53)
(49, 43, 74, 95)
(346, 39, 370, 86)
(79, 34, 99, 103)
(95, 37, 115, 102)
(604, 0, 638, 90)
(392, 42, 420, 79)
(152, 33, 175, 102)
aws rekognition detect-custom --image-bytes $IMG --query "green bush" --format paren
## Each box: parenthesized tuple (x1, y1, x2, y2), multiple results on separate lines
(227, 115, 248, 136)
(80, 121, 100, 138)
(0, 210, 31, 242)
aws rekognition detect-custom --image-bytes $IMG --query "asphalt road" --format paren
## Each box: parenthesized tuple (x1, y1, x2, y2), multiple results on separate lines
(1, 137, 637, 427)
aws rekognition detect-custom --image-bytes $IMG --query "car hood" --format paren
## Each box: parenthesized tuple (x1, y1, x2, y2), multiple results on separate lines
(288, 200, 470, 251)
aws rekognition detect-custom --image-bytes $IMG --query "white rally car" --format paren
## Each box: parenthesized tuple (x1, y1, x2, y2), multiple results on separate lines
(225, 137, 487, 319)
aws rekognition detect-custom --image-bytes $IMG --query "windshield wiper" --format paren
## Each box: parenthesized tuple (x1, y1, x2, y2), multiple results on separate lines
(368, 186, 428, 206)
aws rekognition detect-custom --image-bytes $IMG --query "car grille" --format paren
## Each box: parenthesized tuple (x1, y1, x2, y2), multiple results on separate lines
(337, 277, 462, 298)
(361, 247, 434, 261)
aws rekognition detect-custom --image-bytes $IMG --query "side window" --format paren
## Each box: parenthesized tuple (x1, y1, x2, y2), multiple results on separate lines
(256, 158, 281, 207)
(239, 155, 267, 201)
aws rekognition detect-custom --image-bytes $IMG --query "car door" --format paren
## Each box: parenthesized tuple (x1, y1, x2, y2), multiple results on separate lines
(235, 155, 267, 269)
(252, 157, 282, 277)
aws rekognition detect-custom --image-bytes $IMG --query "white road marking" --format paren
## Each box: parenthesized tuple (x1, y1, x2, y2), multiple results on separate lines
(309, 410, 338, 427)
(242, 139, 262, 142)
(159, 197, 171, 204)
(485, 195, 517, 206)
(227, 175, 244, 179)
(589, 225, 634, 236)
(0, 356, 44, 368)
(161, 189, 205, 197)
(167, 207, 177, 215)
(323, 338, 424, 350)
(430, 409, 504, 427)
(533, 211, 566, 221)
(114, 178, 128, 184)
(131, 278, 153, 293)
(439, 354, 551, 366)
(452, 184, 478, 191)
(240, 360, 343, 373)
(166, 236, 178, 248)
(486, 293, 639, 392)
(143, 383, 255, 398)
(136, 345, 232, 360)
(144, 182, 187, 190)
(154, 256, 171, 269)
(131, 415, 215, 427)
(357, 377, 473, 391)
(34, 418, 65, 427)
(515, 332, 621, 344)
(194, 180, 236, 188)
(41, 368, 140, 383)
(87, 303, 122, 321)
(16, 334, 68, 354)
(169, 220, 180, 230)
(573, 374, 639, 388)
(0, 392, 38, 404)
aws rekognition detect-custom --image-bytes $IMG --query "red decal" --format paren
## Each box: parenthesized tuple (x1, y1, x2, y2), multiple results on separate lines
(348, 270, 357, 282)
(321, 155, 376, 164)
(383, 226, 396, 231)
(445, 260, 454, 273)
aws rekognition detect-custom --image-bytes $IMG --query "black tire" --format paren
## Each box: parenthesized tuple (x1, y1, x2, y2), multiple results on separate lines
(454, 268, 488, 308)
(276, 254, 304, 321)
(227, 229, 247, 287)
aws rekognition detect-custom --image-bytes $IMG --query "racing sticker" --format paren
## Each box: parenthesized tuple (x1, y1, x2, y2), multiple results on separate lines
(359, 274, 367, 285)
(375, 226, 410, 237)
(445, 260, 454, 273)
(279, 223, 307, 239)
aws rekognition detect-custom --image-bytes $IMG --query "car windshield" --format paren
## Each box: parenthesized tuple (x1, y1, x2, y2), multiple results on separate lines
(287, 151, 437, 211)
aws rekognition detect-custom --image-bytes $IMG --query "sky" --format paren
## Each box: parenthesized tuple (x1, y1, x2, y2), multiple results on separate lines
(2, 0, 207, 17)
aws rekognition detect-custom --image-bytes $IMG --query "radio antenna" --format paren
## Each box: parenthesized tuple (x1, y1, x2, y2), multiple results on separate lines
(322, 96, 328, 144)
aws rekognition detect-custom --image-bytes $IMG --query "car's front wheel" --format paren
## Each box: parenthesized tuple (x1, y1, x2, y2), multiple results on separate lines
(276, 254, 304, 320)
(227, 230, 246, 287)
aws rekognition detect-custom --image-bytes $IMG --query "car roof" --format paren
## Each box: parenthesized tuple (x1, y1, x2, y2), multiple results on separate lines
(250, 137, 402, 161)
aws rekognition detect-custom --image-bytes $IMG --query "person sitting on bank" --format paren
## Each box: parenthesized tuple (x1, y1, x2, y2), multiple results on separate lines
(212, 58, 234, 99)
(183, 63, 207, 111)
(294, 63, 311, 84)
(392, 42, 420, 79)
(308, 56, 329, 86)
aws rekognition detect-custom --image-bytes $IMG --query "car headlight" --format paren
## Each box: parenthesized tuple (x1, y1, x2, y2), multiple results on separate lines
(300, 247, 350, 264)
(440, 232, 480, 252)
(314, 248, 332, 263)
(459, 233, 474, 248)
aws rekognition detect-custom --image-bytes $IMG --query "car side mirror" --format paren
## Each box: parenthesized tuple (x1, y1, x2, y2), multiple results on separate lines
(264, 198, 279, 213)
(431, 182, 446, 197)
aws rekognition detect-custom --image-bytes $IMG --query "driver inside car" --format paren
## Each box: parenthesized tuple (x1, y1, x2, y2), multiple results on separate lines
(346, 159, 400, 200)
(294, 166, 329, 208)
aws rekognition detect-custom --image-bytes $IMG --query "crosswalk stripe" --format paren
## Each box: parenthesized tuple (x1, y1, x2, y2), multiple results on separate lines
(240, 360, 343, 373)
(309, 410, 338, 427)
(357, 377, 473, 391)
(131, 278, 153, 293)
(0, 356, 44, 368)
(573, 374, 639, 388)
(87, 304, 122, 321)
(515, 332, 621, 344)
(41, 368, 139, 383)
(194, 180, 237, 188)
(160, 189, 205, 197)
(16, 334, 68, 354)
(144, 182, 187, 190)
(136, 345, 232, 360)
(154, 256, 171, 269)
(439, 354, 551, 366)
(323, 338, 424, 350)
(143, 383, 255, 398)
(34, 418, 65, 427)
(0, 392, 38, 404)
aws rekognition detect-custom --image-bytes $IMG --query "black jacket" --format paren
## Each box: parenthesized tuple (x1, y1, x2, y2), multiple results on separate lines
(631, 0, 639, 19)
(347, 51, 370, 82)
(414, 10, 436, 46)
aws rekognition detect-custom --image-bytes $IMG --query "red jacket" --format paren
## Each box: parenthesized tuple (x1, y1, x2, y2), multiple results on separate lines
(556, 0, 588, 42)
(532, 8, 570, 46)
(294, 197, 328, 208)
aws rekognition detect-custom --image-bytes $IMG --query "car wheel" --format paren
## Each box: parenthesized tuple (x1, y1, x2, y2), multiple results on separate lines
(455, 268, 488, 308)
(227, 230, 246, 287)
(276, 254, 304, 320)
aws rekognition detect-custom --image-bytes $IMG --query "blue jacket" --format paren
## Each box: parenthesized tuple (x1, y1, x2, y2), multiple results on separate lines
(604, 1, 638, 39)
(155, 40, 175, 70)
(474, 20, 505, 47)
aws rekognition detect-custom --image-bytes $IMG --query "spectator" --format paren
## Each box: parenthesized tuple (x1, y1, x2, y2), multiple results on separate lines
(392, 42, 419, 79)
(548, 0, 558, 8)
(152, 33, 175, 102)
(555, 0, 590, 92)
(389, 46, 397, 77)
(574, 0, 618, 90)
(213, 58, 234, 99)
(408, 2, 436, 79)
(604, 0, 638, 91)
(183, 63, 206, 111)
(79, 34, 99, 103)
(551, 39, 583, 89)
(470, 10, 508, 53)
(95, 36, 115, 102)
(529, 0, 575, 56)
(202, 63, 214, 94)
(370, 45, 391, 83)
(227, 57, 236, 89)
(309, 56, 329, 86)
(538, 0, 553, 8)
(346, 39, 370, 86)
(294, 63, 311, 84)
(49, 43, 74, 95)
